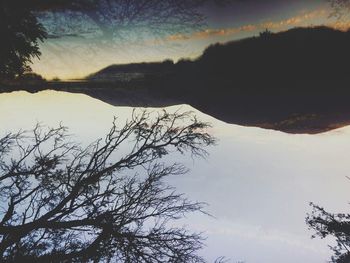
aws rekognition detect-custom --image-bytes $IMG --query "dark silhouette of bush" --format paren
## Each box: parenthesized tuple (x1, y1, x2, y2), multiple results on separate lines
(259, 29, 273, 38)
(16, 73, 46, 83)
(51, 77, 61, 82)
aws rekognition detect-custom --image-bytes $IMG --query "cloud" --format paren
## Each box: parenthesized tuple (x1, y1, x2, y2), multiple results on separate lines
(166, 8, 331, 42)
(260, 9, 328, 29)
(328, 20, 350, 31)
(166, 24, 257, 41)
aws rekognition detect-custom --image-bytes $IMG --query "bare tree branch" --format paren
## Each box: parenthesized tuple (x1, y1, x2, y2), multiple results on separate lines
(0, 110, 215, 262)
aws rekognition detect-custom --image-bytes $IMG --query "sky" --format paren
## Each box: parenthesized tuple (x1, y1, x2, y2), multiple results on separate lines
(30, 0, 350, 80)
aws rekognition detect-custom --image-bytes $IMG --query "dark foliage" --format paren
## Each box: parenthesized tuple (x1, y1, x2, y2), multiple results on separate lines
(0, 110, 215, 262)
(307, 203, 350, 263)
(16, 73, 46, 82)
(0, 1, 46, 79)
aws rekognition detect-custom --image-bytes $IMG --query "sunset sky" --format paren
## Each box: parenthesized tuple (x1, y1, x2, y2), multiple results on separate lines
(31, 0, 349, 79)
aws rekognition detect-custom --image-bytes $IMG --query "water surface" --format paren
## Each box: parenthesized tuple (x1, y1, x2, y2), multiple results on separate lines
(1, 90, 350, 262)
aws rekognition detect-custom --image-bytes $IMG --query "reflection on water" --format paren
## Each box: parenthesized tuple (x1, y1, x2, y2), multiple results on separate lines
(1, 90, 350, 263)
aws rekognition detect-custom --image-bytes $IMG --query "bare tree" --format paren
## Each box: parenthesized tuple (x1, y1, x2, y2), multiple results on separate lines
(0, 110, 215, 262)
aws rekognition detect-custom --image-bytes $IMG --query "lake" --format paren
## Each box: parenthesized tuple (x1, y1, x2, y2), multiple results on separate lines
(1, 90, 350, 262)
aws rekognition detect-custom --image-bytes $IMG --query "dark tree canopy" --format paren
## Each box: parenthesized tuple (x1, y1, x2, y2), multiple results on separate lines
(0, 1, 46, 79)
(0, 110, 215, 262)
(307, 203, 350, 263)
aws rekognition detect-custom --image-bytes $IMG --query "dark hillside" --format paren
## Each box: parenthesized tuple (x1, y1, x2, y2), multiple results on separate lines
(162, 26, 350, 133)
(196, 26, 349, 83)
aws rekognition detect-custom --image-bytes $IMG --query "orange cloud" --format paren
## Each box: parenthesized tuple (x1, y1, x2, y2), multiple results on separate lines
(328, 20, 350, 31)
(166, 8, 330, 42)
(166, 24, 257, 41)
(260, 9, 328, 29)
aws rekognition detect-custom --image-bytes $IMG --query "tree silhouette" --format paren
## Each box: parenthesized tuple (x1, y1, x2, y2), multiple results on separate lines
(259, 29, 273, 39)
(307, 202, 350, 263)
(0, 110, 215, 262)
(0, 1, 46, 79)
